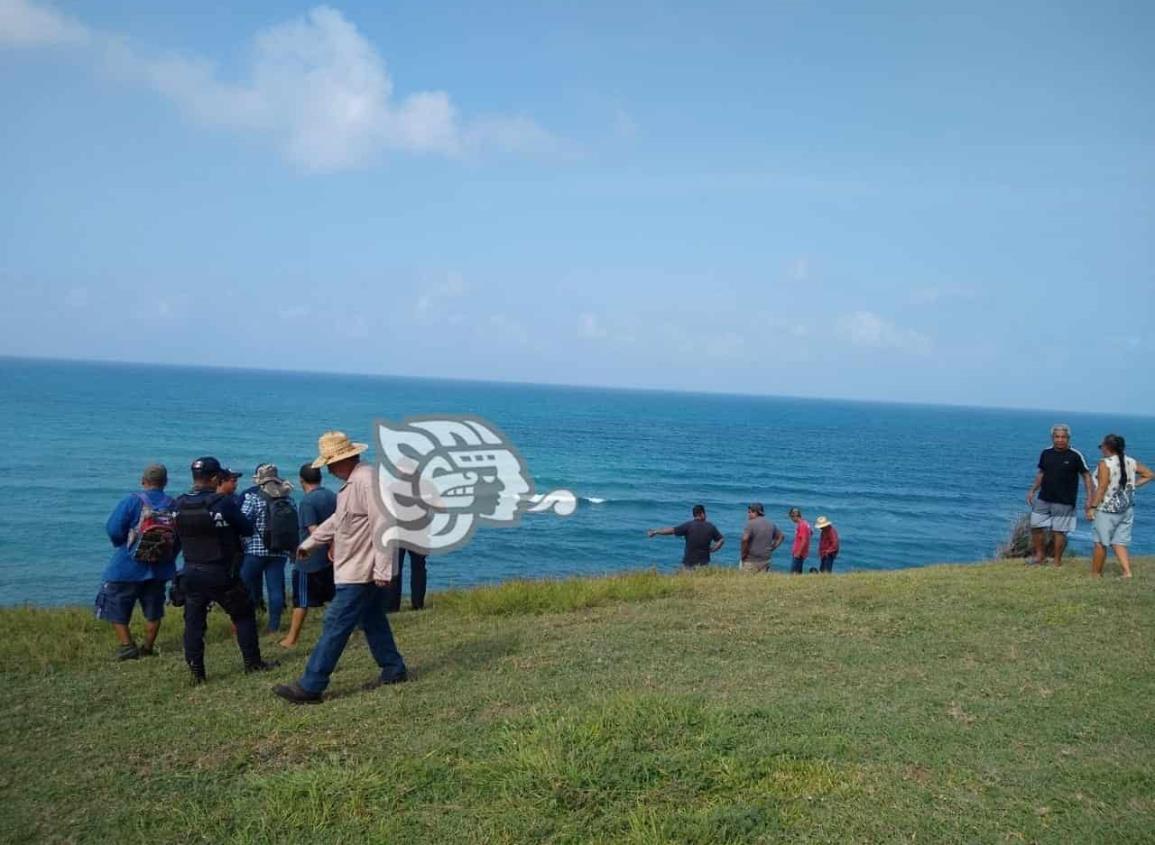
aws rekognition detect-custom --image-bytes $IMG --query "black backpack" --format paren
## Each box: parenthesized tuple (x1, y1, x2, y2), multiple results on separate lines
(261, 492, 300, 554)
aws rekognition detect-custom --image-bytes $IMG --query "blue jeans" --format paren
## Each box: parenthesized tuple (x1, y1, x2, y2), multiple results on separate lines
(820, 552, 837, 573)
(241, 554, 287, 631)
(791, 556, 806, 574)
(300, 583, 407, 694)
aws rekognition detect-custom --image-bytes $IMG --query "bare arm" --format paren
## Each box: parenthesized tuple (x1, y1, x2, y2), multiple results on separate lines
(1082, 471, 1094, 505)
(711, 534, 725, 554)
(770, 527, 785, 552)
(297, 511, 338, 557)
(1135, 460, 1154, 490)
(647, 526, 676, 538)
(1026, 470, 1044, 505)
(1085, 462, 1110, 514)
(740, 527, 751, 561)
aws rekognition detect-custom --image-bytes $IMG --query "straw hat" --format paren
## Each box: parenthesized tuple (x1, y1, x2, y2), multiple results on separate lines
(310, 430, 368, 468)
(814, 516, 833, 530)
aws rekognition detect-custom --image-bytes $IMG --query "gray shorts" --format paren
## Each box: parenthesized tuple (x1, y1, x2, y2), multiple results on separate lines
(740, 559, 770, 573)
(1030, 499, 1076, 534)
(1093, 507, 1133, 547)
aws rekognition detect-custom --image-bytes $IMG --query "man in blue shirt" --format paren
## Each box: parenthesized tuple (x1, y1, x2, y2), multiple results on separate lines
(280, 463, 338, 648)
(95, 464, 179, 660)
(175, 457, 277, 684)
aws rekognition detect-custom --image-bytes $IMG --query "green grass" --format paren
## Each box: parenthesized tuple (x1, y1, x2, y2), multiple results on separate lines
(2, 559, 1153, 843)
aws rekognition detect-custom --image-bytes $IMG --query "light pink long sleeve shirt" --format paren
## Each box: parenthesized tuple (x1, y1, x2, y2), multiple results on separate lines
(298, 462, 396, 584)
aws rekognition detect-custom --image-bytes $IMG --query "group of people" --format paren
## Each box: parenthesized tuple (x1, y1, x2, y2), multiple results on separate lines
(94, 422, 1149, 703)
(1026, 424, 1152, 577)
(95, 430, 419, 704)
(647, 504, 841, 573)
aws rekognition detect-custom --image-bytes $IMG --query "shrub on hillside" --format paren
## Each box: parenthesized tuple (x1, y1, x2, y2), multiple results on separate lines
(997, 513, 1056, 559)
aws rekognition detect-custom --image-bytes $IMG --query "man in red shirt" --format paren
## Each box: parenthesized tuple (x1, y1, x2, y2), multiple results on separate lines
(787, 508, 812, 574)
(816, 516, 840, 573)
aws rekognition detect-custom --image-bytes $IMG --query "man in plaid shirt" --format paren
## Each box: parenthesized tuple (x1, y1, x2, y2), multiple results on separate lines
(241, 464, 297, 633)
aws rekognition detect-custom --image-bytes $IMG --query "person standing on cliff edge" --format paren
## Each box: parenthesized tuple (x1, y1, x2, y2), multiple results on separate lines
(1026, 424, 1093, 567)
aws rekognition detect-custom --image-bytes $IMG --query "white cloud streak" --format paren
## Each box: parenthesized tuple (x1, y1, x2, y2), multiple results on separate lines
(0, 0, 87, 46)
(836, 310, 932, 355)
(3, 2, 559, 172)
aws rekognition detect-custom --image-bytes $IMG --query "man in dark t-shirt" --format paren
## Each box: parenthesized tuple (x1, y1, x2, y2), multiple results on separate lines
(280, 464, 338, 648)
(648, 504, 725, 568)
(1026, 424, 1093, 567)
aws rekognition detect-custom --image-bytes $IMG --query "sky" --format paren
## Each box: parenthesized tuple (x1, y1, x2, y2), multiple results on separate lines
(1, 0, 1153, 413)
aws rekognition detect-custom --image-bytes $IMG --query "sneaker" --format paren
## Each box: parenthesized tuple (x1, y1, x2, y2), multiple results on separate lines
(361, 672, 409, 692)
(244, 660, 281, 674)
(116, 644, 140, 661)
(273, 681, 323, 705)
(138, 645, 157, 657)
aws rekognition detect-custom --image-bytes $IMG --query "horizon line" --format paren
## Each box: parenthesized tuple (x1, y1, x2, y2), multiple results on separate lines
(3, 352, 1152, 421)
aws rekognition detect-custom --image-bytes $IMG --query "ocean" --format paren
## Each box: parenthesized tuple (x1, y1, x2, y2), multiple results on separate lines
(2, 357, 1152, 606)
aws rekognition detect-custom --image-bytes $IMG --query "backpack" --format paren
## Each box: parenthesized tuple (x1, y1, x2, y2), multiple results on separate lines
(261, 491, 300, 554)
(129, 493, 177, 564)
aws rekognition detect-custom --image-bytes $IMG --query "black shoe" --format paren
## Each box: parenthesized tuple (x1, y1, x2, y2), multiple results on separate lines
(245, 660, 280, 674)
(116, 644, 140, 661)
(362, 672, 409, 692)
(190, 669, 206, 685)
(273, 681, 323, 705)
(138, 645, 157, 657)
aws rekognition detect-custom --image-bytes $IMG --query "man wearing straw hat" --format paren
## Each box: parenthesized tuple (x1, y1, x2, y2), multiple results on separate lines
(274, 431, 408, 704)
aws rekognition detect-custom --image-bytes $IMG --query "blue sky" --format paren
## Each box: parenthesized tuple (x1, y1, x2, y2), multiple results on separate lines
(1, 0, 1152, 412)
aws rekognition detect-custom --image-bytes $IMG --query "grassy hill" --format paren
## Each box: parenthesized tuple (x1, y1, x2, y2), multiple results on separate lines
(2, 559, 1153, 843)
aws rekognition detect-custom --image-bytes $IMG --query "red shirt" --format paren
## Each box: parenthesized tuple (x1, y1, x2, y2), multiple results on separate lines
(791, 520, 812, 559)
(819, 526, 840, 557)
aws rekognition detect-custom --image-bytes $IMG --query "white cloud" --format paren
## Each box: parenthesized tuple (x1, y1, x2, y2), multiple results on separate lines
(701, 330, 746, 360)
(485, 313, 529, 345)
(278, 305, 308, 321)
(414, 273, 467, 323)
(62, 286, 89, 308)
(908, 284, 976, 305)
(0, 0, 87, 46)
(612, 107, 639, 140)
(7, 2, 558, 172)
(577, 312, 608, 340)
(836, 310, 931, 355)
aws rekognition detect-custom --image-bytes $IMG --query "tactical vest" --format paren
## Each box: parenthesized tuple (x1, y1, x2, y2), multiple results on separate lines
(175, 493, 227, 565)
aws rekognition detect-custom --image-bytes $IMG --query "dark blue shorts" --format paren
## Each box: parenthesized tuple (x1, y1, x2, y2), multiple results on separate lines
(292, 567, 335, 609)
(94, 579, 167, 625)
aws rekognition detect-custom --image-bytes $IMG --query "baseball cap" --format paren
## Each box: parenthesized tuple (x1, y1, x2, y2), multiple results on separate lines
(190, 456, 223, 476)
(220, 466, 243, 479)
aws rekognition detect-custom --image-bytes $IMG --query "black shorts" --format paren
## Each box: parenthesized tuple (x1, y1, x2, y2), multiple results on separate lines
(292, 567, 335, 608)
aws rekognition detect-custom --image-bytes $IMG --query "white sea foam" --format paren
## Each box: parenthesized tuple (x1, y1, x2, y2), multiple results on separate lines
(585, 496, 607, 504)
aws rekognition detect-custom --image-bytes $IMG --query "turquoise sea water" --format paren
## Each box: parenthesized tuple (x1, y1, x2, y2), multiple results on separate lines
(2, 357, 1153, 606)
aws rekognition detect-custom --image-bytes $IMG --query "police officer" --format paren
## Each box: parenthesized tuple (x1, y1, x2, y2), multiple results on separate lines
(174, 456, 277, 684)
